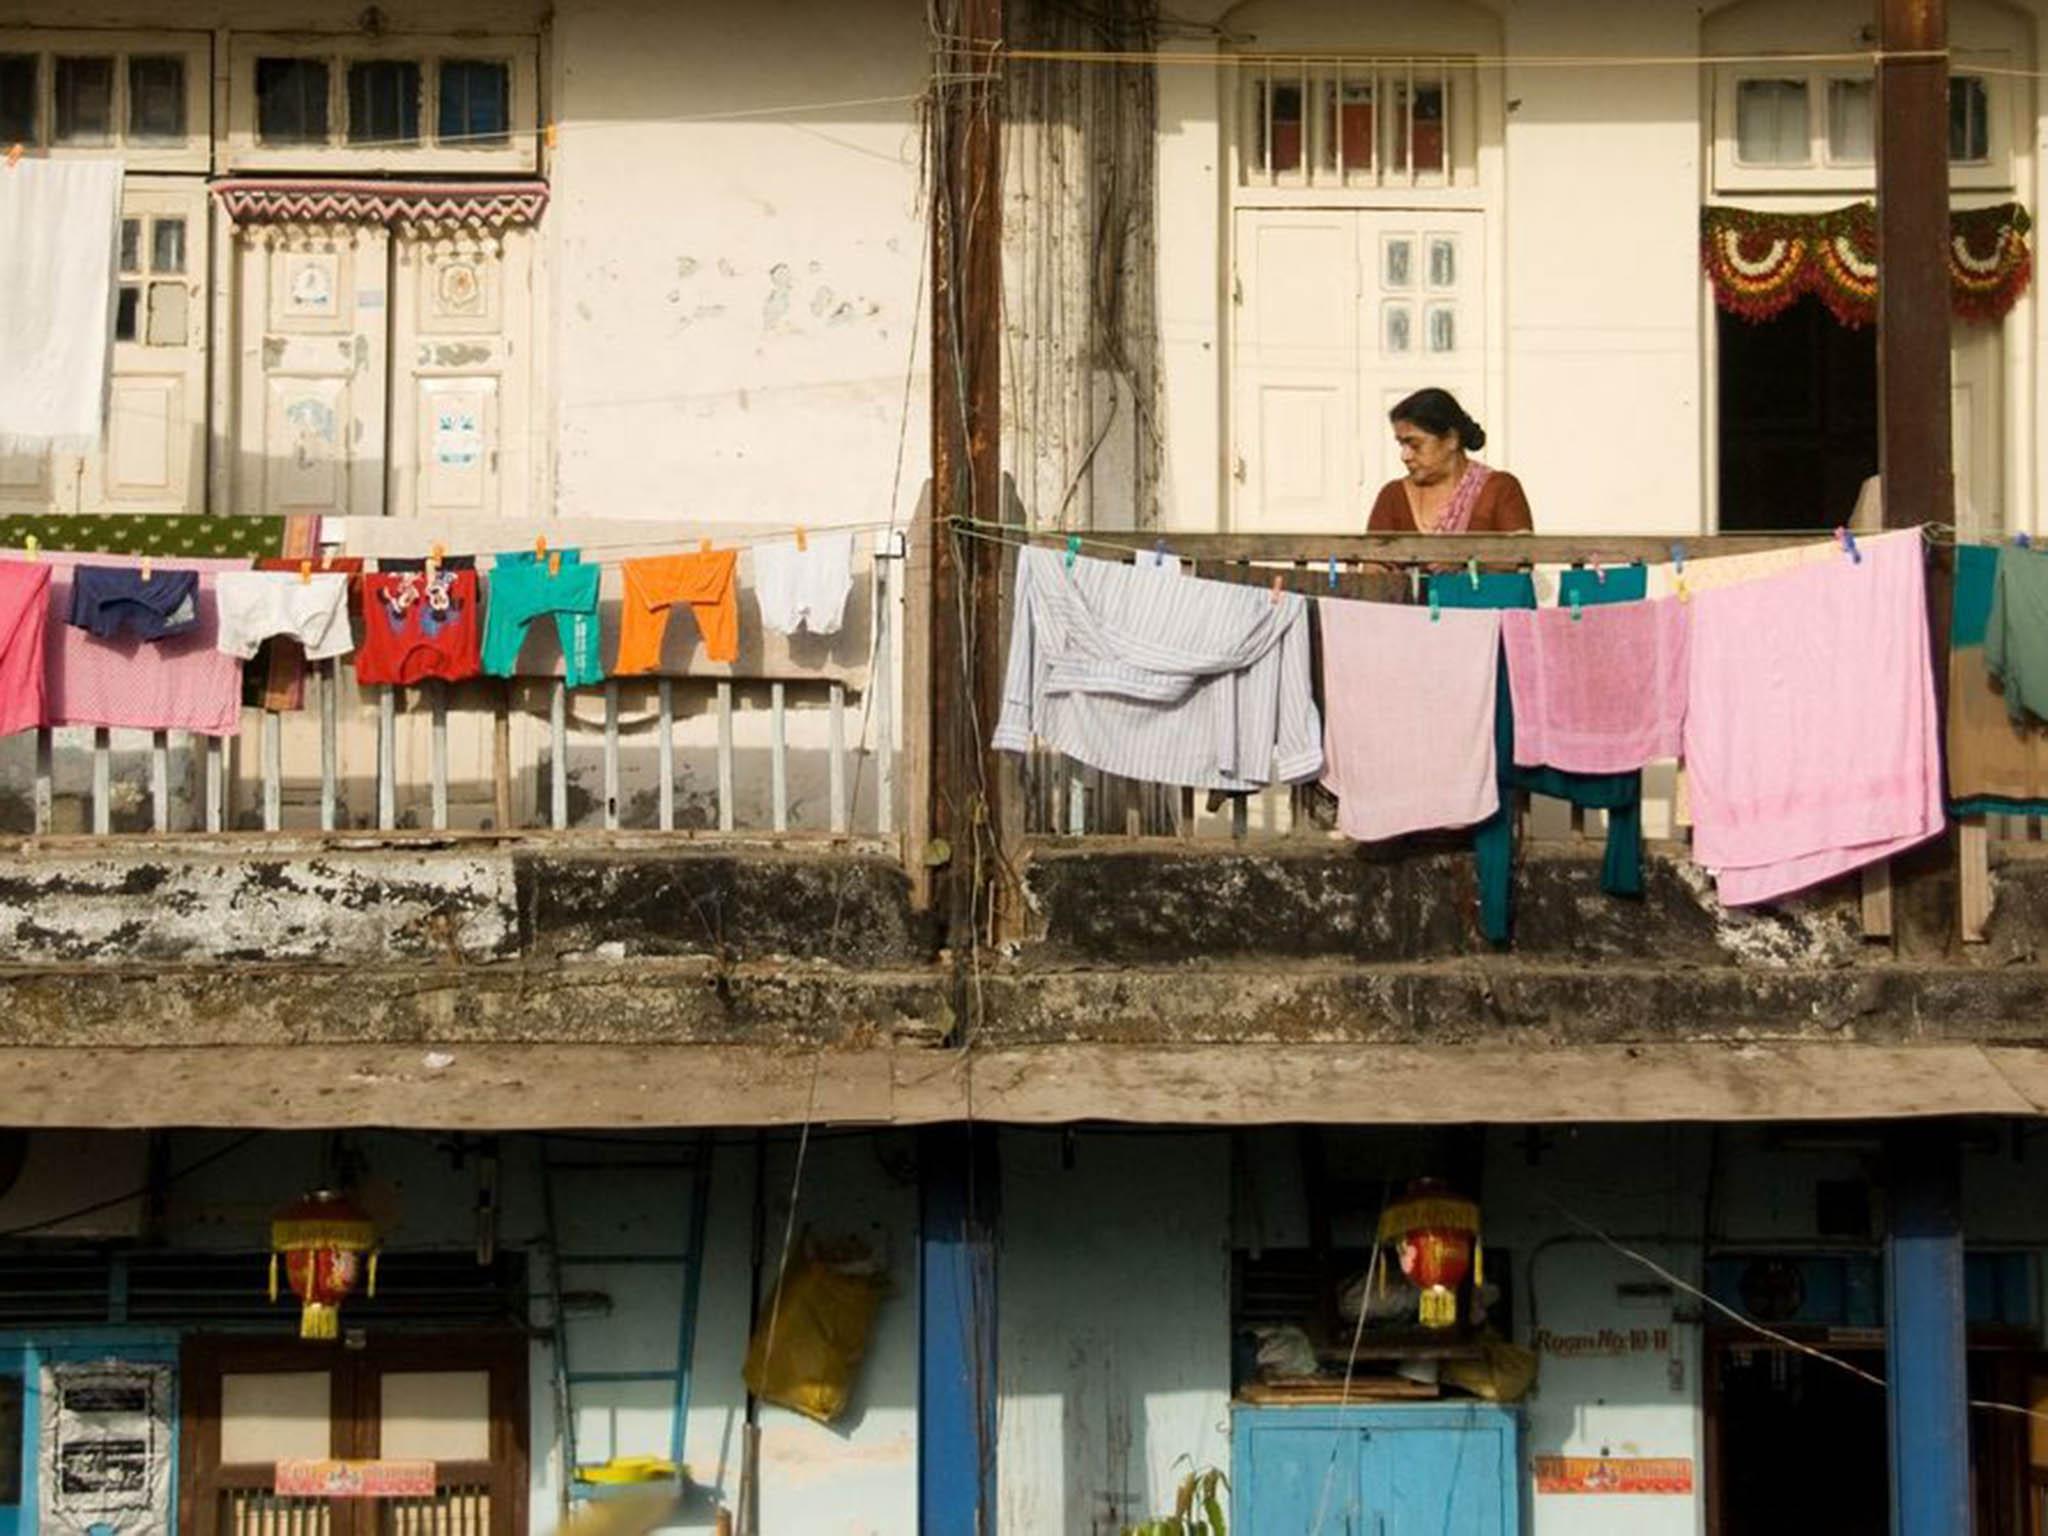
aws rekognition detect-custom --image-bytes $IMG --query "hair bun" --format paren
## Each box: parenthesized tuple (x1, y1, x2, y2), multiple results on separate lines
(1460, 416, 1487, 452)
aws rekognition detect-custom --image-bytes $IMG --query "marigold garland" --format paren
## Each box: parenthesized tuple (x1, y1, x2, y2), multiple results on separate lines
(1702, 202, 2031, 327)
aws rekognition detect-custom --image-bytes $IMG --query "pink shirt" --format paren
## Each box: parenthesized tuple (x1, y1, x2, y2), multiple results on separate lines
(0, 560, 51, 737)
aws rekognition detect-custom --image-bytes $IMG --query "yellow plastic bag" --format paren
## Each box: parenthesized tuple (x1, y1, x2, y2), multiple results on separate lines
(742, 1255, 884, 1425)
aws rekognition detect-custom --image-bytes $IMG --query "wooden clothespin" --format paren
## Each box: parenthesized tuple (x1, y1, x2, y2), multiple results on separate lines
(794, 525, 808, 553)
(298, 560, 313, 584)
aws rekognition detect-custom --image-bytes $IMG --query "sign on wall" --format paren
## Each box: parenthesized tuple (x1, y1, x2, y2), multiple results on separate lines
(274, 1460, 437, 1498)
(1533, 1456, 1695, 1495)
(38, 1364, 173, 1536)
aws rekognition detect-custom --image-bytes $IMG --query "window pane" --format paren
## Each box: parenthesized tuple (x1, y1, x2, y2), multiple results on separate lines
(0, 1374, 18, 1505)
(1412, 82, 1445, 173)
(1269, 81, 1302, 173)
(147, 280, 188, 346)
(1428, 238, 1456, 289)
(1338, 81, 1373, 174)
(151, 217, 185, 275)
(1951, 76, 1989, 162)
(438, 59, 510, 146)
(1736, 78, 1808, 165)
(55, 57, 114, 144)
(119, 218, 140, 275)
(1383, 303, 1412, 354)
(1827, 78, 1874, 164)
(348, 60, 420, 147)
(0, 55, 37, 146)
(115, 286, 140, 343)
(257, 58, 330, 144)
(1427, 305, 1455, 353)
(128, 55, 186, 141)
(1383, 238, 1412, 289)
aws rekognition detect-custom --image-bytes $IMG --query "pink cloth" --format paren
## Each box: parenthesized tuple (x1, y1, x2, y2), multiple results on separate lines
(1320, 597, 1500, 841)
(1684, 528, 1941, 906)
(11, 551, 249, 737)
(1435, 461, 1493, 535)
(0, 560, 50, 736)
(1502, 596, 1690, 773)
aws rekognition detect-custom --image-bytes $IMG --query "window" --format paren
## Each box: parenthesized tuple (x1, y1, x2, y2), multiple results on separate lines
(256, 57, 329, 144)
(0, 54, 35, 144)
(1826, 78, 1873, 165)
(54, 55, 114, 144)
(115, 213, 189, 348)
(1241, 57, 1473, 190)
(1951, 75, 1990, 162)
(127, 54, 185, 140)
(347, 59, 419, 146)
(439, 59, 510, 146)
(1735, 78, 1807, 165)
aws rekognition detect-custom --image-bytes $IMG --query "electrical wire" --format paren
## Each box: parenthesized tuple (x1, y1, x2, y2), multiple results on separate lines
(0, 1130, 264, 1240)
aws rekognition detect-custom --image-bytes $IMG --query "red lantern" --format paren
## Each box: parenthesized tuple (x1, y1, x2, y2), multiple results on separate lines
(270, 1191, 379, 1341)
(1376, 1180, 1483, 1330)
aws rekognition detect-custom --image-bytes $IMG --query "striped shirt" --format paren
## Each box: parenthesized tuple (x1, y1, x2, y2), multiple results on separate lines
(992, 546, 1322, 790)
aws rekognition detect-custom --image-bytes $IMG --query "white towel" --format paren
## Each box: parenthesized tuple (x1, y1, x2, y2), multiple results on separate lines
(0, 159, 123, 453)
(752, 531, 856, 637)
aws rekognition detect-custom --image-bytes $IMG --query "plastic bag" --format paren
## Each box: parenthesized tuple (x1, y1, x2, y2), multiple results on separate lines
(742, 1252, 885, 1425)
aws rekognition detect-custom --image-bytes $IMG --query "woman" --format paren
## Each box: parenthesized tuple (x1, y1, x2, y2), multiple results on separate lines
(1367, 388, 1532, 534)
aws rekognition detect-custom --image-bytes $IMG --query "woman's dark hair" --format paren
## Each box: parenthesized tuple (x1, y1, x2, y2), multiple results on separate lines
(1389, 388, 1486, 452)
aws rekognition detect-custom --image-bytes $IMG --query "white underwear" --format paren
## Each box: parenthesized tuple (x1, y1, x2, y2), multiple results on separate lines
(214, 571, 355, 661)
(752, 531, 855, 637)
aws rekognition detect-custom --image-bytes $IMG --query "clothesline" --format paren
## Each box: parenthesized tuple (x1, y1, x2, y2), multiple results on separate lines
(318, 515, 910, 567)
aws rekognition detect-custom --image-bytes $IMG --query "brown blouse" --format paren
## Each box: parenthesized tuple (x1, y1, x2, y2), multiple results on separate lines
(1367, 471, 1534, 534)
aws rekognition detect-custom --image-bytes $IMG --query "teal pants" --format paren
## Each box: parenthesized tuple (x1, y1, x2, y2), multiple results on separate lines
(1428, 566, 1646, 945)
(484, 549, 606, 687)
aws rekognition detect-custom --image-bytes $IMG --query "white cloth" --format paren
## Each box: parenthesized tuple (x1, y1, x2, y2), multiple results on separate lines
(992, 546, 1321, 790)
(752, 531, 855, 636)
(214, 572, 355, 660)
(0, 159, 123, 453)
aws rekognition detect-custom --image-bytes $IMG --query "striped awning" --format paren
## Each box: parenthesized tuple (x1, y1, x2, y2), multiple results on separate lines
(210, 177, 549, 231)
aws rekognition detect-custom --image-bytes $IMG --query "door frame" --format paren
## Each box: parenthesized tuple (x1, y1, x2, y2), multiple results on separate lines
(176, 1332, 528, 1536)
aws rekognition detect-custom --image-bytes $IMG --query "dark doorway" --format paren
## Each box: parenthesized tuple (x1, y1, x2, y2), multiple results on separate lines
(1717, 297, 1877, 530)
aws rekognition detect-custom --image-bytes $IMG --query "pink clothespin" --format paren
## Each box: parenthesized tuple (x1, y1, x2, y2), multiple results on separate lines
(1269, 575, 1283, 604)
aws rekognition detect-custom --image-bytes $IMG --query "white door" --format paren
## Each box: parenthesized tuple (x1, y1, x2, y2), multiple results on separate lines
(79, 179, 209, 514)
(390, 231, 535, 520)
(1231, 207, 1487, 530)
(233, 228, 390, 519)
(1232, 210, 1360, 531)
(1951, 320, 2003, 540)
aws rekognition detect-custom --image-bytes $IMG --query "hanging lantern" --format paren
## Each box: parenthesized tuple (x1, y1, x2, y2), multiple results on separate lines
(1376, 1180, 1483, 1330)
(270, 1191, 379, 1341)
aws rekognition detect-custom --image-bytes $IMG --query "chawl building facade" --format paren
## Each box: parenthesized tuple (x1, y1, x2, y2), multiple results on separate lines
(0, 0, 2046, 1534)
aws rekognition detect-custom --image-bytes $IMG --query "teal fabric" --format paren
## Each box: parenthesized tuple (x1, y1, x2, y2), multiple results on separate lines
(483, 549, 606, 687)
(1986, 545, 2048, 724)
(1427, 565, 1646, 946)
(1953, 544, 1998, 647)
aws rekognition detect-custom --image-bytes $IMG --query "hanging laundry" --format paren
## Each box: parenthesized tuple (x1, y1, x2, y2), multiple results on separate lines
(1319, 597, 1500, 841)
(484, 549, 605, 687)
(615, 550, 740, 672)
(1685, 528, 1942, 906)
(753, 532, 855, 638)
(992, 547, 1320, 791)
(1501, 590, 1689, 774)
(214, 572, 355, 663)
(32, 553, 247, 737)
(67, 566, 201, 640)
(0, 160, 122, 452)
(1645, 537, 1839, 598)
(0, 561, 51, 738)
(1985, 542, 2048, 725)
(1950, 544, 2048, 812)
(356, 565, 482, 686)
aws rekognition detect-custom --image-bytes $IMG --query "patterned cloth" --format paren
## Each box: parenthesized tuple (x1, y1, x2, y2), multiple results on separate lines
(0, 514, 289, 560)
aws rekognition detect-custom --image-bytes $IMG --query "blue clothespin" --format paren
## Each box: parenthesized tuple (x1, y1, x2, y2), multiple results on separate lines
(1065, 533, 1081, 570)
(1570, 592, 1584, 623)
(1835, 525, 1861, 565)
(1328, 554, 1339, 591)
(1670, 541, 1686, 574)
(1152, 537, 1169, 569)
(2014, 531, 2032, 550)
(1429, 586, 1441, 623)
(1467, 557, 1480, 590)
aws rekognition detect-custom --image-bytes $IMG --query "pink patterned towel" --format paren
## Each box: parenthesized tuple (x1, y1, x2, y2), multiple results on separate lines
(1320, 597, 1500, 841)
(1502, 596, 1689, 774)
(1684, 528, 1941, 906)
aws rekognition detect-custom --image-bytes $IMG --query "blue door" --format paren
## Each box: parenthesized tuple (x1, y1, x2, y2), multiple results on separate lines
(0, 1334, 179, 1536)
(1235, 1406, 1519, 1536)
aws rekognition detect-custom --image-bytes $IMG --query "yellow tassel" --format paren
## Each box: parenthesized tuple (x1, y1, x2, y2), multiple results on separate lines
(301, 1303, 338, 1341)
(1474, 1241, 1484, 1291)
(268, 1253, 279, 1303)
(1418, 1287, 1457, 1329)
(367, 1250, 379, 1298)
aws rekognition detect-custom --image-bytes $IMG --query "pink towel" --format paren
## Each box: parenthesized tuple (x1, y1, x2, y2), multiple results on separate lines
(1502, 597, 1689, 773)
(1684, 528, 1941, 905)
(1320, 597, 1499, 841)
(0, 561, 50, 737)
(12, 551, 250, 738)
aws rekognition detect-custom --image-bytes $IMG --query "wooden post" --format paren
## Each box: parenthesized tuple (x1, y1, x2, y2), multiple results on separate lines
(1876, 0, 1955, 951)
(928, 0, 1005, 960)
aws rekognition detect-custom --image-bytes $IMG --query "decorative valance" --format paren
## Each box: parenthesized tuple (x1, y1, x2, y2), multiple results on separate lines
(210, 178, 549, 233)
(1701, 201, 2032, 327)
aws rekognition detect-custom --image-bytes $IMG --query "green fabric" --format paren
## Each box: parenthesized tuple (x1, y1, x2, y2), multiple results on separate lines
(483, 549, 606, 687)
(0, 513, 287, 558)
(1953, 796, 2048, 818)
(1953, 544, 1998, 647)
(1427, 566, 1646, 947)
(1986, 545, 2048, 724)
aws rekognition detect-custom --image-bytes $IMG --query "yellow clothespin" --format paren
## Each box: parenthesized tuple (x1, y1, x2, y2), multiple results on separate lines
(298, 560, 313, 584)
(544, 122, 559, 150)
(795, 525, 808, 553)
(4, 144, 21, 169)
(700, 538, 713, 554)
(548, 551, 562, 578)
(23, 535, 37, 561)
(427, 540, 445, 577)
(534, 534, 548, 562)
(140, 557, 152, 583)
